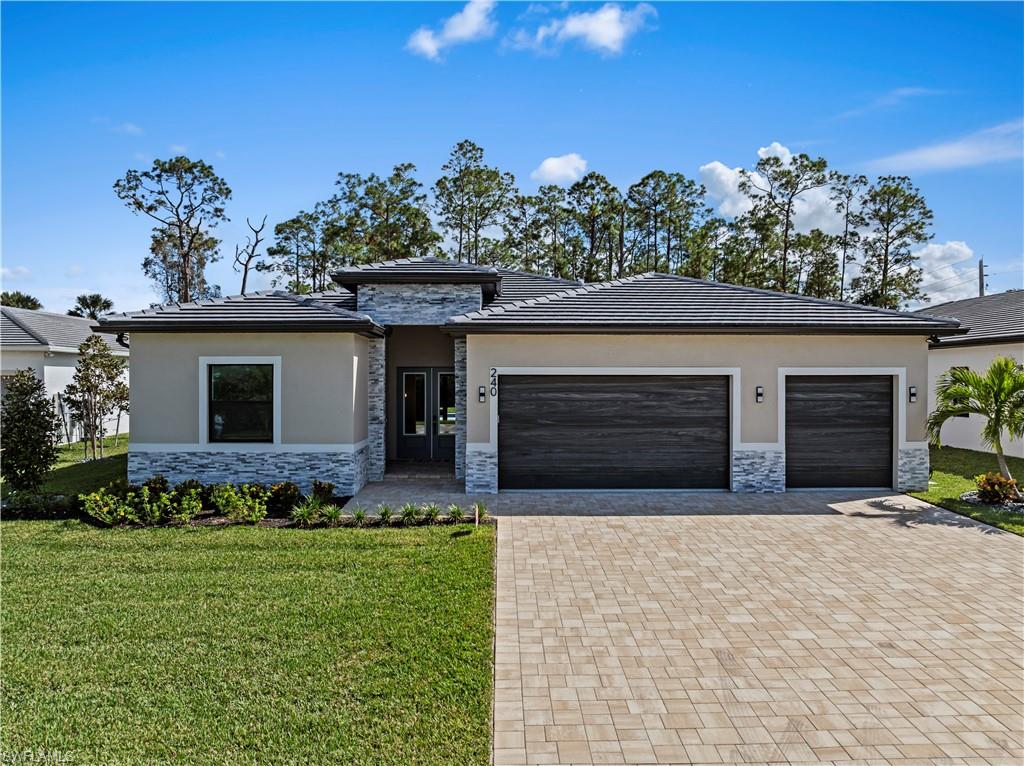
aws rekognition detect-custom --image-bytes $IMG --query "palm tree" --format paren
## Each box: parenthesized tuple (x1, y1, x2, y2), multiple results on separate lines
(927, 356, 1024, 483)
(67, 293, 114, 320)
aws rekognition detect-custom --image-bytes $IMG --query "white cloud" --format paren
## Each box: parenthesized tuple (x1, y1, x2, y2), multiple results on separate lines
(837, 87, 944, 120)
(512, 2, 656, 55)
(65, 265, 83, 278)
(214, 149, 227, 159)
(169, 144, 188, 154)
(757, 141, 793, 163)
(911, 241, 980, 307)
(113, 122, 144, 135)
(868, 119, 1023, 172)
(407, 0, 497, 61)
(530, 153, 588, 184)
(1, 266, 31, 281)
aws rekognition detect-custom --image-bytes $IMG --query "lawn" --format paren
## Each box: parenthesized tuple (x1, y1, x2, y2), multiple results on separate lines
(910, 445, 1024, 536)
(1, 522, 495, 765)
(1, 433, 128, 498)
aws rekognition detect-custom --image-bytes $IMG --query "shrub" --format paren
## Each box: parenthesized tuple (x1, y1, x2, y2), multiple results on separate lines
(400, 503, 421, 526)
(80, 487, 138, 526)
(173, 479, 204, 500)
(472, 502, 488, 523)
(268, 482, 302, 517)
(291, 496, 323, 528)
(171, 489, 202, 524)
(422, 503, 440, 524)
(0, 369, 62, 491)
(311, 480, 336, 501)
(143, 475, 170, 496)
(321, 504, 343, 527)
(134, 486, 171, 526)
(975, 472, 1020, 504)
(3, 492, 73, 520)
(209, 484, 244, 518)
(376, 504, 392, 526)
(446, 503, 465, 523)
(234, 484, 269, 524)
(351, 507, 367, 527)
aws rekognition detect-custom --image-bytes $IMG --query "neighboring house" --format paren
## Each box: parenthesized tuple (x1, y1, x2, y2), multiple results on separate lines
(97, 256, 963, 495)
(916, 291, 1024, 458)
(1, 306, 130, 441)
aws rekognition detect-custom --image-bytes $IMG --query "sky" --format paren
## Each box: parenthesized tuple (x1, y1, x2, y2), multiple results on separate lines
(2, 1, 1022, 314)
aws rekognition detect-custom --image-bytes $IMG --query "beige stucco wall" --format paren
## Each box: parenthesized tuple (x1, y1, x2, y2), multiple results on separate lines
(465, 333, 931, 445)
(927, 341, 1024, 458)
(130, 332, 364, 445)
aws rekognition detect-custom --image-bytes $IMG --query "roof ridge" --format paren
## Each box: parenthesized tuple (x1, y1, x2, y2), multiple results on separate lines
(1, 306, 48, 345)
(916, 290, 1021, 313)
(652, 273, 961, 327)
(281, 292, 376, 322)
(334, 255, 501, 276)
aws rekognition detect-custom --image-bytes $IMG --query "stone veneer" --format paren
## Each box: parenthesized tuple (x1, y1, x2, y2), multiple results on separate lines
(367, 337, 386, 482)
(357, 283, 481, 326)
(731, 449, 786, 493)
(128, 446, 369, 495)
(897, 445, 930, 492)
(465, 445, 497, 493)
(454, 338, 467, 480)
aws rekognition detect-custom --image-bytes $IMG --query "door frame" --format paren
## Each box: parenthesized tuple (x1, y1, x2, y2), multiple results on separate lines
(395, 365, 455, 462)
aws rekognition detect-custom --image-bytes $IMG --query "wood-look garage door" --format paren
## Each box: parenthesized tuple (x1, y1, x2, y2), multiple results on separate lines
(497, 375, 730, 490)
(785, 376, 894, 488)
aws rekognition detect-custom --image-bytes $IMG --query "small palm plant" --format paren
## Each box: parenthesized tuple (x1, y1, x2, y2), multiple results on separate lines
(446, 503, 465, 523)
(927, 356, 1024, 489)
(376, 504, 393, 526)
(422, 503, 441, 524)
(400, 502, 421, 526)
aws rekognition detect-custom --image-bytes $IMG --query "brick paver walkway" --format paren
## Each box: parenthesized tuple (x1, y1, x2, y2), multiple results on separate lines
(491, 494, 1023, 765)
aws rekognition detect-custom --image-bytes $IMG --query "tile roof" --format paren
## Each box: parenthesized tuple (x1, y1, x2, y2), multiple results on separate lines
(915, 291, 1024, 347)
(96, 291, 383, 335)
(333, 256, 500, 287)
(445, 273, 965, 335)
(492, 269, 581, 306)
(1, 307, 126, 352)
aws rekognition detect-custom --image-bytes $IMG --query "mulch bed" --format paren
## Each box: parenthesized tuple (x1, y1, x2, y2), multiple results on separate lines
(958, 491, 1024, 514)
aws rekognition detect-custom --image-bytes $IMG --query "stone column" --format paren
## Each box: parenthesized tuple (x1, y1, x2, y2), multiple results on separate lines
(730, 448, 786, 492)
(454, 337, 467, 481)
(897, 445, 930, 492)
(367, 336, 386, 482)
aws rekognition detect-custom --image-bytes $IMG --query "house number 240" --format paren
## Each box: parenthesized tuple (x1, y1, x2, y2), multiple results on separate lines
(489, 368, 498, 397)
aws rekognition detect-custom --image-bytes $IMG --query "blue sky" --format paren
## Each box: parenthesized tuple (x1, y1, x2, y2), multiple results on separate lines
(2, 1, 1022, 313)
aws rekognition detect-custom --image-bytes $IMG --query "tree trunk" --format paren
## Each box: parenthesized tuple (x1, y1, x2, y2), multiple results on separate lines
(995, 442, 1014, 482)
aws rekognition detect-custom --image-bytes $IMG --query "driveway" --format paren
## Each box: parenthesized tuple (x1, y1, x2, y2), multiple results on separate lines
(491, 493, 1023, 765)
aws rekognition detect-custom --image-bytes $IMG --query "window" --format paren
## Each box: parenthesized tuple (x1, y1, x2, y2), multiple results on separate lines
(403, 372, 426, 435)
(208, 364, 274, 442)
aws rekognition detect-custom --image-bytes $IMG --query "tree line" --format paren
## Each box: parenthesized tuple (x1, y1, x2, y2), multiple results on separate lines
(112, 140, 936, 310)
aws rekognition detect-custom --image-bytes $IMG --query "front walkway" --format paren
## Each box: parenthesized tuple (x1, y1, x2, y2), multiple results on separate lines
(491, 494, 1023, 765)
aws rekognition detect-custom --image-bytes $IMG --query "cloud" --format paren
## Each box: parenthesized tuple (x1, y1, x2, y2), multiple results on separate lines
(169, 144, 188, 153)
(511, 2, 656, 55)
(910, 241, 980, 307)
(407, 0, 497, 60)
(837, 87, 944, 120)
(65, 265, 83, 278)
(868, 119, 1024, 172)
(699, 143, 841, 233)
(1, 266, 31, 281)
(113, 122, 144, 135)
(530, 153, 588, 184)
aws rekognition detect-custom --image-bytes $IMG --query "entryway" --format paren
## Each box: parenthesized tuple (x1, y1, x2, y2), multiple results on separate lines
(395, 366, 455, 462)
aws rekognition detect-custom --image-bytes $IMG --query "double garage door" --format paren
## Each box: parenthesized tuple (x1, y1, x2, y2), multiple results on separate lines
(496, 374, 894, 491)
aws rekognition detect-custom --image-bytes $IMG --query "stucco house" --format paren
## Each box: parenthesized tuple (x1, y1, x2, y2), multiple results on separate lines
(1, 306, 130, 441)
(97, 257, 964, 495)
(917, 290, 1024, 458)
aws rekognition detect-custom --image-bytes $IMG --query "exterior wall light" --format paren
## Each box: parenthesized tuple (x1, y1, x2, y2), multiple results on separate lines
(755, 385, 764, 403)
(908, 385, 917, 403)
(478, 385, 487, 403)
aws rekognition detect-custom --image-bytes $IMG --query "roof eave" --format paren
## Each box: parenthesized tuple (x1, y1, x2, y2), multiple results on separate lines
(442, 322, 965, 336)
(96, 320, 386, 337)
(331, 272, 500, 289)
(929, 333, 1024, 349)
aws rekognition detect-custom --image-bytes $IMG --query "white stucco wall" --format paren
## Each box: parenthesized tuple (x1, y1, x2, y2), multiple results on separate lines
(927, 341, 1024, 458)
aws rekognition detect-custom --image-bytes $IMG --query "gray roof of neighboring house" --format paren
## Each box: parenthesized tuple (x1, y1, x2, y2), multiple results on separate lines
(1, 306, 126, 352)
(444, 272, 965, 336)
(915, 291, 1024, 347)
(96, 291, 384, 335)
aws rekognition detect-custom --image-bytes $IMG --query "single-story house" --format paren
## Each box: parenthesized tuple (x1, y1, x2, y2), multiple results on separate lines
(97, 256, 963, 495)
(1, 306, 130, 441)
(916, 290, 1024, 458)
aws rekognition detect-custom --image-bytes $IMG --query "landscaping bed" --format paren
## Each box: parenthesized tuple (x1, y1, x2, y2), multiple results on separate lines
(1, 520, 495, 765)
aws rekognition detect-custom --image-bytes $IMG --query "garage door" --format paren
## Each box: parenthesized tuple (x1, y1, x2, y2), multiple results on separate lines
(497, 375, 730, 490)
(785, 376, 893, 488)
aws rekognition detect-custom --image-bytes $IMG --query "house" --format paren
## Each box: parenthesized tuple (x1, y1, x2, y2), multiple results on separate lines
(97, 257, 963, 495)
(916, 291, 1024, 458)
(1, 306, 130, 441)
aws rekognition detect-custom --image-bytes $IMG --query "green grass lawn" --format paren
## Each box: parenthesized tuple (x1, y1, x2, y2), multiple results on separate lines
(910, 445, 1024, 536)
(1, 522, 495, 765)
(1, 434, 128, 499)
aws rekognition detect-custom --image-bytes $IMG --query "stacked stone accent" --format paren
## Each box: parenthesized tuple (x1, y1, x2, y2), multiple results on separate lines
(367, 337, 386, 482)
(357, 284, 481, 325)
(465, 445, 498, 493)
(454, 338, 467, 480)
(128, 446, 369, 495)
(897, 445, 930, 492)
(731, 449, 786, 493)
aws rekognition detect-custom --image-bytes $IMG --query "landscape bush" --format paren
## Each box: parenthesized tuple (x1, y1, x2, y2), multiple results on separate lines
(291, 496, 323, 528)
(311, 480, 336, 501)
(975, 472, 1020, 504)
(267, 482, 302, 517)
(3, 491, 74, 520)
(321, 504, 343, 527)
(422, 503, 441, 524)
(351, 507, 367, 527)
(376, 504, 393, 525)
(400, 503, 421, 526)
(446, 503, 465, 523)
(233, 484, 269, 523)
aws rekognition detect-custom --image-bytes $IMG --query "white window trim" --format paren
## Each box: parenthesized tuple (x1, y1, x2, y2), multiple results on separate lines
(199, 356, 282, 448)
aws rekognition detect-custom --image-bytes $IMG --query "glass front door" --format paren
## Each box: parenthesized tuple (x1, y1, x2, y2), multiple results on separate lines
(396, 367, 455, 462)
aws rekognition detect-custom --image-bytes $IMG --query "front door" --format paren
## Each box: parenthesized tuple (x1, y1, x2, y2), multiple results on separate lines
(396, 367, 456, 462)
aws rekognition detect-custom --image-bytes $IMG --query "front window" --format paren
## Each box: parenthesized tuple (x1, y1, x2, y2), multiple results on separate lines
(208, 364, 274, 442)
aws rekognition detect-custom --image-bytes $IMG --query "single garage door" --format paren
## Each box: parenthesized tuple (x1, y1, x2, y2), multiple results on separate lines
(785, 375, 894, 488)
(497, 375, 730, 490)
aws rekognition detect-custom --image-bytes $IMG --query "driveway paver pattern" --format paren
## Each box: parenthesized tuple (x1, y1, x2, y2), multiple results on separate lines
(490, 493, 1023, 765)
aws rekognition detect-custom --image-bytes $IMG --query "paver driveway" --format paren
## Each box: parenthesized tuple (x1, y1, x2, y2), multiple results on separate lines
(492, 493, 1023, 765)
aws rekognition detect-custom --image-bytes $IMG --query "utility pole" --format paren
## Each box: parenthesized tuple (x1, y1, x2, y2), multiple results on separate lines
(978, 258, 987, 297)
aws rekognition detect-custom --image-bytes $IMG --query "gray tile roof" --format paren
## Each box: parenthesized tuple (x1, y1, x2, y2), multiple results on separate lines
(1, 307, 126, 352)
(333, 256, 500, 287)
(96, 291, 383, 335)
(915, 291, 1024, 347)
(445, 273, 965, 335)
(492, 269, 580, 306)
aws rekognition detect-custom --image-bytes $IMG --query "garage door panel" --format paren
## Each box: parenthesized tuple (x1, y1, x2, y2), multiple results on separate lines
(786, 376, 893, 488)
(498, 375, 729, 490)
